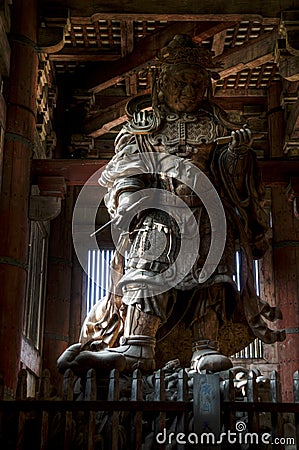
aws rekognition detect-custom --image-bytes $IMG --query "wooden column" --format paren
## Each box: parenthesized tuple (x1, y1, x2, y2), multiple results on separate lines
(69, 187, 86, 345)
(69, 252, 86, 344)
(0, 0, 38, 396)
(267, 82, 284, 157)
(43, 187, 74, 389)
(267, 79, 297, 400)
(272, 186, 299, 401)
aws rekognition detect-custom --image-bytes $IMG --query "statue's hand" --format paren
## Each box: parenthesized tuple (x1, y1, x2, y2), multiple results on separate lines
(132, 110, 152, 128)
(229, 124, 253, 154)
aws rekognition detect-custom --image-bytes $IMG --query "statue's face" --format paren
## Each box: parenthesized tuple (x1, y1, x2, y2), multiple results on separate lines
(160, 65, 208, 113)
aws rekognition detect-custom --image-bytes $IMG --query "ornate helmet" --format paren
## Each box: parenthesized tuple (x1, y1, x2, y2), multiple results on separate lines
(125, 34, 220, 132)
(156, 34, 219, 75)
(152, 35, 220, 108)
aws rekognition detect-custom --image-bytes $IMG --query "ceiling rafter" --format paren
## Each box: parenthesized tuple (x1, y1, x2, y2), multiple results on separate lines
(120, 19, 134, 57)
(82, 29, 278, 137)
(84, 96, 135, 137)
(84, 91, 268, 138)
(41, 0, 288, 20)
(214, 29, 277, 79)
(49, 49, 120, 62)
(31, 158, 299, 186)
(72, 21, 236, 94)
(211, 29, 228, 57)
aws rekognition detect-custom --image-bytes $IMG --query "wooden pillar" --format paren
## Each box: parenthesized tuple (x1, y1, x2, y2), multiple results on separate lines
(267, 79, 298, 400)
(272, 186, 299, 401)
(267, 81, 284, 157)
(69, 187, 86, 345)
(69, 252, 86, 344)
(0, 0, 38, 396)
(43, 187, 74, 389)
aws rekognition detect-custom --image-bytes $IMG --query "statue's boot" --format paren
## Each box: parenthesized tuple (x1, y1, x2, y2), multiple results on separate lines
(99, 306, 161, 372)
(191, 339, 233, 373)
(57, 343, 127, 374)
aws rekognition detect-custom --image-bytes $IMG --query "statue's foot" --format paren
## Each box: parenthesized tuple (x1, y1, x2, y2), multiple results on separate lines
(57, 336, 156, 374)
(192, 351, 233, 372)
(57, 342, 126, 374)
(191, 339, 233, 373)
(75, 349, 126, 373)
(100, 335, 156, 372)
(57, 343, 82, 373)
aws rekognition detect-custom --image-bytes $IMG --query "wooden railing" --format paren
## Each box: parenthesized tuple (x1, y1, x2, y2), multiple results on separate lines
(0, 368, 298, 449)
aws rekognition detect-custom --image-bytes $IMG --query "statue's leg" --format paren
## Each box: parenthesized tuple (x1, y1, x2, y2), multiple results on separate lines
(101, 304, 161, 372)
(191, 286, 232, 372)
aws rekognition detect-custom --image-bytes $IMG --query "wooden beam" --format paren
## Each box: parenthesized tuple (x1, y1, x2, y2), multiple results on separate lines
(211, 29, 228, 57)
(193, 21, 235, 44)
(40, 0, 294, 20)
(120, 19, 134, 57)
(84, 97, 129, 137)
(49, 48, 120, 62)
(72, 21, 234, 93)
(214, 88, 267, 97)
(31, 158, 299, 186)
(84, 92, 267, 137)
(214, 30, 277, 79)
(31, 159, 108, 186)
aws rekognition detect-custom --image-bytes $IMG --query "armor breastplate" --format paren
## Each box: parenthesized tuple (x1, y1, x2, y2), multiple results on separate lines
(148, 111, 222, 157)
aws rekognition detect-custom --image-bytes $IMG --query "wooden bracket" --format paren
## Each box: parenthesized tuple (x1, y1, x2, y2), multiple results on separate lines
(29, 176, 67, 221)
(37, 176, 66, 198)
(38, 6, 70, 54)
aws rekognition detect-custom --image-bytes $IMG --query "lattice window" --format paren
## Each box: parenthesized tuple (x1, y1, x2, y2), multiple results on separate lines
(86, 248, 115, 313)
(233, 253, 263, 359)
(63, 20, 122, 50)
(23, 221, 49, 349)
(216, 63, 280, 91)
(224, 21, 275, 49)
(134, 20, 168, 41)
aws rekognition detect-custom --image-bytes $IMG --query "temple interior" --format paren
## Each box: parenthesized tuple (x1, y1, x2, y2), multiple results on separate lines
(0, 1, 298, 447)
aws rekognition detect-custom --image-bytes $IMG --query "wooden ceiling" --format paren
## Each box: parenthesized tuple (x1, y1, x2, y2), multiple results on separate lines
(37, 0, 299, 160)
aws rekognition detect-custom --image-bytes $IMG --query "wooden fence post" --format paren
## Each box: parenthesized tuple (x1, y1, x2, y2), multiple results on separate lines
(16, 369, 27, 400)
(85, 368, 97, 450)
(270, 370, 283, 450)
(193, 373, 221, 450)
(39, 369, 51, 450)
(223, 370, 236, 433)
(62, 368, 74, 450)
(176, 368, 188, 450)
(247, 369, 259, 435)
(131, 368, 143, 450)
(154, 369, 166, 449)
(108, 368, 120, 450)
(16, 369, 27, 450)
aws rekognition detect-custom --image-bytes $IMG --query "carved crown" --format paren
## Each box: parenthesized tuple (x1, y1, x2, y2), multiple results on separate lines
(156, 34, 219, 71)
